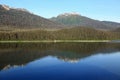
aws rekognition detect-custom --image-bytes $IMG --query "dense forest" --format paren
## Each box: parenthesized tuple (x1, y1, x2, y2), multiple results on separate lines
(0, 27, 120, 40)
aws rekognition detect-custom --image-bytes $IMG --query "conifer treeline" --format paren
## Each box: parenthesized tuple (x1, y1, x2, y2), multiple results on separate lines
(0, 27, 119, 40)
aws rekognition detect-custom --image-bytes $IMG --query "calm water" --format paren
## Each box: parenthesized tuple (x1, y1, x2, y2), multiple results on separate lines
(0, 43, 120, 80)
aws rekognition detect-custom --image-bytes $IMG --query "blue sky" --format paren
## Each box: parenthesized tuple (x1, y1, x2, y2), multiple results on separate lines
(0, 0, 120, 22)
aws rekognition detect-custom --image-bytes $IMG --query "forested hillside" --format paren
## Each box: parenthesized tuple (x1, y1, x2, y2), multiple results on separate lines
(50, 13, 120, 30)
(0, 5, 120, 40)
(0, 5, 63, 29)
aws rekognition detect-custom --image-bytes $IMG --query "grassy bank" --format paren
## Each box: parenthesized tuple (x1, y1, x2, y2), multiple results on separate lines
(0, 40, 111, 43)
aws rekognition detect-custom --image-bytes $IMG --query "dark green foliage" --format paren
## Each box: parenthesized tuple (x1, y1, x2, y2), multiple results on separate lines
(0, 27, 120, 40)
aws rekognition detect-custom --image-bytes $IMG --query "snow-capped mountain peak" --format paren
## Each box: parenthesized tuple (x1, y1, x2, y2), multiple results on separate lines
(58, 12, 80, 16)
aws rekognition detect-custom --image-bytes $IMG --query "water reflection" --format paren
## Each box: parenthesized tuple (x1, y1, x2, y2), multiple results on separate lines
(0, 43, 120, 80)
(0, 43, 120, 70)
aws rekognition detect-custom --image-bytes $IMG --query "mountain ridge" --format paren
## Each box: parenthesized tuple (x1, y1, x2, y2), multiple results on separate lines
(50, 13, 120, 30)
(0, 4, 120, 30)
(0, 4, 29, 12)
(0, 4, 64, 29)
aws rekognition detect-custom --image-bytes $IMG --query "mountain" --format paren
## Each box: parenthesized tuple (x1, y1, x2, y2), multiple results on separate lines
(1, 4, 120, 30)
(0, 4, 64, 29)
(0, 5, 119, 40)
(50, 13, 120, 30)
(113, 27, 120, 32)
(102, 21, 120, 29)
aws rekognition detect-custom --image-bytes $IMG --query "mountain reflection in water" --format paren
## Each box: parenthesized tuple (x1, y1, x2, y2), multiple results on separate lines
(0, 43, 120, 80)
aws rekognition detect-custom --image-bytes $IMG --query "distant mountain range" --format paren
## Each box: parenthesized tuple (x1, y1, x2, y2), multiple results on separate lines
(0, 4, 64, 29)
(0, 4, 120, 30)
(50, 13, 120, 30)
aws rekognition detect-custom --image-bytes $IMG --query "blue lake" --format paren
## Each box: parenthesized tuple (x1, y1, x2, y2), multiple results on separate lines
(0, 43, 120, 80)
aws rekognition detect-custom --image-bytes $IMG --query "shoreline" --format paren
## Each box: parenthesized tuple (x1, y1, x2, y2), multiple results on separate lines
(0, 40, 111, 43)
